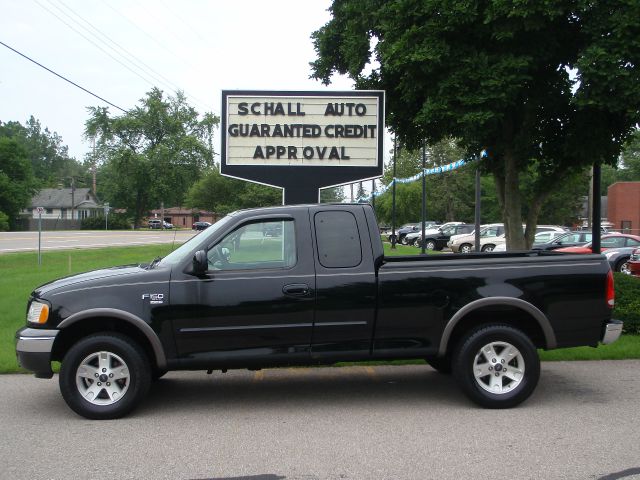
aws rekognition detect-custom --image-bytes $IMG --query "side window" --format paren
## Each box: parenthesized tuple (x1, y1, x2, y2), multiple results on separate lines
(602, 237, 625, 248)
(315, 211, 362, 268)
(207, 219, 296, 271)
(625, 238, 640, 247)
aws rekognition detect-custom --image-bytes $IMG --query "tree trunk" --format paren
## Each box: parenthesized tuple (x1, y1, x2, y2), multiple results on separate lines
(502, 150, 526, 249)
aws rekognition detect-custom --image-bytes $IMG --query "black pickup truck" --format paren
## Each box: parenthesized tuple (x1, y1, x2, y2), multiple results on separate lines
(16, 204, 622, 419)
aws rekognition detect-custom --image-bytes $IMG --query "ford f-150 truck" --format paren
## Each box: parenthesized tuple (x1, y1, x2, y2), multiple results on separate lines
(15, 204, 622, 419)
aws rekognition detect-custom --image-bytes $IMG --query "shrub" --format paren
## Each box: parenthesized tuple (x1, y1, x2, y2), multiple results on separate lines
(0, 211, 8, 231)
(613, 273, 640, 334)
(81, 214, 131, 230)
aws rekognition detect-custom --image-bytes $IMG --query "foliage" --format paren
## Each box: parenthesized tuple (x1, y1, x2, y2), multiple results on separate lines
(86, 88, 218, 226)
(320, 185, 346, 203)
(613, 273, 640, 334)
(601, 129, 640, 192)
(0, 211, 9, 231)
(80, 213, 132, 230)
(0, 137, 37, 229)
(311, 0, 640, 248)
(0, 116, 85, 187)
(185, 168, 282, 214)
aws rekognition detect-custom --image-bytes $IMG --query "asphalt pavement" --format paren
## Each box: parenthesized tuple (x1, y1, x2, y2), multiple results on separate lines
(0, 229, 197, 253)
(1, 361, 639, 480)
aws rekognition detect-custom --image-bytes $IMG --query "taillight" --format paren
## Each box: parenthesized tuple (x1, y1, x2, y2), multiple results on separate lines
(606, 269, 615, 308)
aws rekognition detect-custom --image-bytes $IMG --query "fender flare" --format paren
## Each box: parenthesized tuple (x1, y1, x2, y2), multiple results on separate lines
(57, 308, 167, 369)
(438, 297, 557, 356)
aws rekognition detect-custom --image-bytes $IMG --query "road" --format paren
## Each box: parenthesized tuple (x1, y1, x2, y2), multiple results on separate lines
(0, 230, 197, 253)
(1, 361, 639, 480)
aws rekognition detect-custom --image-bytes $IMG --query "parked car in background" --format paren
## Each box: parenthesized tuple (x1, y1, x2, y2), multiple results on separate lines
(602, 247, 636, 274)
(406, 221, 462, 246)
(532, 230, 593, 251)
(421, 223, 474, 250)
(490, 226, 569, 252)
(387, 223, 419, 243)
(448, 223, 505, 253)
(192, 221, 212, 231)
(628, 248, 640, 276)
(148, 219, 173, 229)
(555, 233, 640, 254)
(394, 222, 440, 244)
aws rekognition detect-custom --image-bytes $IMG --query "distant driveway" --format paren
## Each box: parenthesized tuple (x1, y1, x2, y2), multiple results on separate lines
(0, 230, 197, 253)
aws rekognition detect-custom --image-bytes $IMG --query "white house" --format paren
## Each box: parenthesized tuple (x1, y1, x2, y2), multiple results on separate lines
(24, 187, 102, 221)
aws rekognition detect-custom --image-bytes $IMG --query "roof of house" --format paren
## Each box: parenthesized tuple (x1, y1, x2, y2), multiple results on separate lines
(30, 188, 100, 209)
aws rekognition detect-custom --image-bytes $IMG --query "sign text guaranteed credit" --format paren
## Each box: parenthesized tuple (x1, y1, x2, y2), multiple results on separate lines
(225, 94, 380, 167)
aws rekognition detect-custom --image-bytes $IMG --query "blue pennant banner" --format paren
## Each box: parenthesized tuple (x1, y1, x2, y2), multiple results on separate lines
(362, 150, 487, 201)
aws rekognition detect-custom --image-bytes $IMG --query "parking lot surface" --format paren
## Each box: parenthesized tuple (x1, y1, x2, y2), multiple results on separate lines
(1, 361, 639, 479)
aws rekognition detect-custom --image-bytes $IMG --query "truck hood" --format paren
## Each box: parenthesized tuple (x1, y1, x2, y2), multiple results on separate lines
(33, 264, 161, 298)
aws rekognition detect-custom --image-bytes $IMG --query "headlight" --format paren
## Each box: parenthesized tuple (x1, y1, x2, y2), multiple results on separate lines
(27, 301, 50, 325)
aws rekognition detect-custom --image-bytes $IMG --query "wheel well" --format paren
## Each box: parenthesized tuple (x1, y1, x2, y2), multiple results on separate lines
(52, 317, 159, 369)
(445, 306, 547, 354)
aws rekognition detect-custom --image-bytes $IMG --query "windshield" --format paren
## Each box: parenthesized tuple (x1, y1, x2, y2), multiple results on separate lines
(158, 215, 235, 266)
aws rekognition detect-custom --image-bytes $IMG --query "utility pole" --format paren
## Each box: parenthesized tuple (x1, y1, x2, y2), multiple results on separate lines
(421, 141, 427, 254)
(70, 177, 75, 221)
(391, 136, 398, 249)
(91, 136, 97, 196)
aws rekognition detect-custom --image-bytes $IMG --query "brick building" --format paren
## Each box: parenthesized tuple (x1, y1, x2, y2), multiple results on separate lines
(607, 182, 640, 233)
(149, 207, 221, 229)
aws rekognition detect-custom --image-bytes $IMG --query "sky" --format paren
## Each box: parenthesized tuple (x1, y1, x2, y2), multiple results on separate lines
(0, 0, 361, 162)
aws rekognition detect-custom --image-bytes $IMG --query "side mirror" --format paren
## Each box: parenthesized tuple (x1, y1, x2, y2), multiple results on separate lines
(193, 250, 208, 275)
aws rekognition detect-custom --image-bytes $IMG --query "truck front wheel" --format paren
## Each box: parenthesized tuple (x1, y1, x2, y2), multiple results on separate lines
(59, 333, 151, 420)
(453, 325, 540, 408)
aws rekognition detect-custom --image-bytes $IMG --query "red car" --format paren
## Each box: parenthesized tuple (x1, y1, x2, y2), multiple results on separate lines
(555, 233, 640, 253)
(628, 248, 640, 276)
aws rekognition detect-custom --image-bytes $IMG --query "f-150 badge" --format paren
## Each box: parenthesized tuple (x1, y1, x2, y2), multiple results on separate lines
(142, 293, 164, 304)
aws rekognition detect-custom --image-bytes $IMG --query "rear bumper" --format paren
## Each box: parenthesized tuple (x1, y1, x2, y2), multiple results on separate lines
(601, 320, 623, 345)
(15, 327, 58, 378)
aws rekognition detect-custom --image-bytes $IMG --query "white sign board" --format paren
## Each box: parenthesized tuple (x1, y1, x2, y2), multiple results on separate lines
(224, 93, 381, 167)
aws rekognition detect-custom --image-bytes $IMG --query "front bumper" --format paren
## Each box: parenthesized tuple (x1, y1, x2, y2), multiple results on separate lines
(15, 327, 59, 378)
(601, 320, 623, 345)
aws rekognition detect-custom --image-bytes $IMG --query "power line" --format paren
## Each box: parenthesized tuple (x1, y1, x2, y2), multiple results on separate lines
(99, 1, 213, 112)
(0, 39, 127, 112)
(33, 0, 167, 97)
(50, 0, 209, 111)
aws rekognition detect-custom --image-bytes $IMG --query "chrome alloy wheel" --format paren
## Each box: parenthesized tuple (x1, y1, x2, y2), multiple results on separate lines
(75, 351, 130, 405)
(473, 341, 525, 394)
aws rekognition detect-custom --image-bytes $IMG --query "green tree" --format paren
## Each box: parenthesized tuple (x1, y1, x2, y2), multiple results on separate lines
(311, 0, 640, 248)
(320, 186, 346, 203)
(0, 117, 83, 186)
(0, 138, 37, 229)
(86, 88, 218, 226)
(185, 169, 281, 214)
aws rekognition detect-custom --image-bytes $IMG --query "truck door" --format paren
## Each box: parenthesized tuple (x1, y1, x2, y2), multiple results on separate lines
(170, 211, 315, 366)
(309, 206, 377, 361)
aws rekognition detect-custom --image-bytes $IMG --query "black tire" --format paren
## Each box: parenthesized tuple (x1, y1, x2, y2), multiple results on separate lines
(616, 257, 631, 274)
(425, 355, 452, 374)
(452, 325, 540, 408)
(59, 333, 151, 420)
(481, 244, 495, 252)
(460, 243, 473, 254)
(424, 239, 436, 251)
(399, 234, 407, 245)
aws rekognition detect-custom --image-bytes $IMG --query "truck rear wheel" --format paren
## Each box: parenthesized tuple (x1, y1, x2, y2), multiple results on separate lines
(453, 325, 540, 408)
(59, 333, 151, 420)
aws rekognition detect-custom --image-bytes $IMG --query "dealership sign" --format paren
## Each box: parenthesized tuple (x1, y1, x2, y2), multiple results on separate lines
(221, 90, 384, 204)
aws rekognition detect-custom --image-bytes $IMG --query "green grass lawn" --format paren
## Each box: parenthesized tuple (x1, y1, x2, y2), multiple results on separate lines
(2, 243, 639, 374)
(0, 244, 176, 373)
